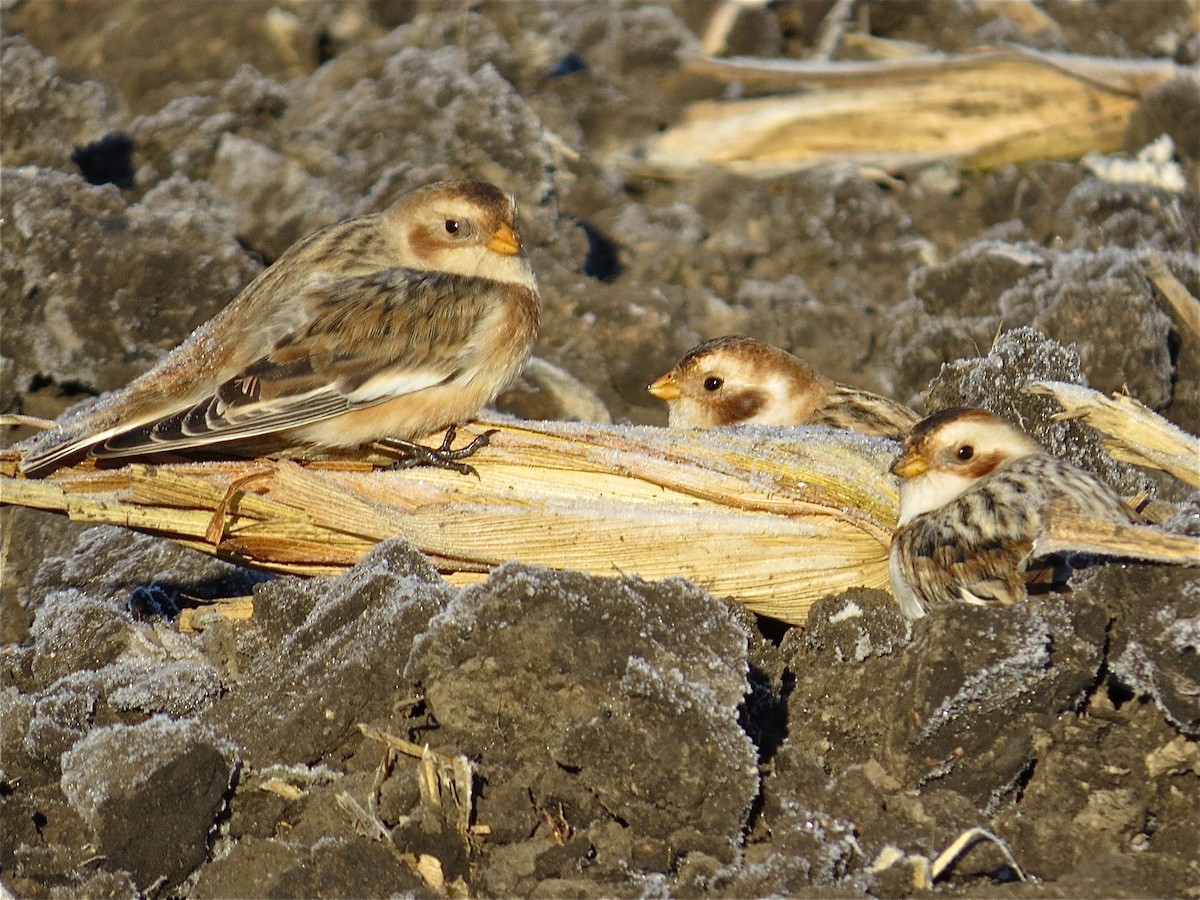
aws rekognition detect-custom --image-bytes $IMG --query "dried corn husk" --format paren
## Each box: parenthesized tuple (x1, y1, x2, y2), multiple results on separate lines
(630, 47, 1183, 177)
(1, 419, 900, 624)
(1027, 381, 1200, 489)
(1038, 509, 1200, 564)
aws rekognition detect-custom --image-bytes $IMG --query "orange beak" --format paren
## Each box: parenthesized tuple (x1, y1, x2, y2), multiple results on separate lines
(647, 373, 681, 401)
(487, 222, 522, 255)
(890, 450, 928, 479)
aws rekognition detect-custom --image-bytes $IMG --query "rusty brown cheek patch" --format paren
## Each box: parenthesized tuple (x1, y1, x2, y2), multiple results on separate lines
(408, 225, 442, 262)
(965, 451, 1007, 480)
(715, 389, 766, 425)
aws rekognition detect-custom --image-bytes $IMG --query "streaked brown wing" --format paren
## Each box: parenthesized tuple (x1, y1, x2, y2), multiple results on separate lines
(933, 538, 1030, 607)
(95, 269, 503, 457)
(898, 513, 1031, 609)
(815, 385, 919, 439)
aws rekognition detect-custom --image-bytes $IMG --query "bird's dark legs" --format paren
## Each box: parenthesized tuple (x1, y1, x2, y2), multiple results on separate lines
(380, 425, 497, 476)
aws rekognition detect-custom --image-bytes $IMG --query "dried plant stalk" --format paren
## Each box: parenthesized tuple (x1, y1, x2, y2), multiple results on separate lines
(178, 598, 255, 633)
(631, 48, 1182, 177)
(683, 47, 1180, 93)
(1039, 510, 1200, 564)
(1145, 253, 1200, 341)
(1027, 382, 1200, 489)
(1, 419, 900, 624)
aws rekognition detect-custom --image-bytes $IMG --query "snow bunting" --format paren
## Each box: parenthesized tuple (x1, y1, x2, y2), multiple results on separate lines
(647, 335, 918, 439)
(888, 407, 1144, 619)
(19, 180, 539, 476)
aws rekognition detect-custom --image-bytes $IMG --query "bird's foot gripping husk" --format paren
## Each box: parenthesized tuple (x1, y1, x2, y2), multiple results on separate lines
(380, 426, 497, 476)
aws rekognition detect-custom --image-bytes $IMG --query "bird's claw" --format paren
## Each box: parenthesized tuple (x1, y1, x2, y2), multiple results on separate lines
(384, 426, 497, 476)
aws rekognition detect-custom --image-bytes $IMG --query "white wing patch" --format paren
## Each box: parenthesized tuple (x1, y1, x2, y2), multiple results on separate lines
(344, 367, 456, 404)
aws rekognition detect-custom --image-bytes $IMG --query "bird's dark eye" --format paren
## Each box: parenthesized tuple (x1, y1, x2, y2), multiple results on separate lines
(956, 445, 974, 461)
(444, 219, 460, 235)
(703, 376, 723, 392)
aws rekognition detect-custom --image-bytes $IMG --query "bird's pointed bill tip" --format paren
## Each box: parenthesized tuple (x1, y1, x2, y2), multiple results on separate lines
(647, 374, 680, 401)
(487, 223, 522, 255)
(890, 452, 928, 479)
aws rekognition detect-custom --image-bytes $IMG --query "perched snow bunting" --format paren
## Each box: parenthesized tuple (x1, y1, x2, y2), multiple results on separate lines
(19, 180, 540, 476)
(888, 407, 1144, 620)
(647, 335, 918, 439)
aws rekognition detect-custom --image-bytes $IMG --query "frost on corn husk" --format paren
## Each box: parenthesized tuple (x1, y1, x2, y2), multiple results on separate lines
(0, 418, 900, 625)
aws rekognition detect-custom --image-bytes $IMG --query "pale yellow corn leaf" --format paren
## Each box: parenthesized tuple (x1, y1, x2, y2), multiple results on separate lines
(0, 419, 899, 624)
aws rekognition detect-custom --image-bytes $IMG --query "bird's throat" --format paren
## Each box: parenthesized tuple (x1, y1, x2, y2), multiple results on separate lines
(897, 471, 977, 525)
